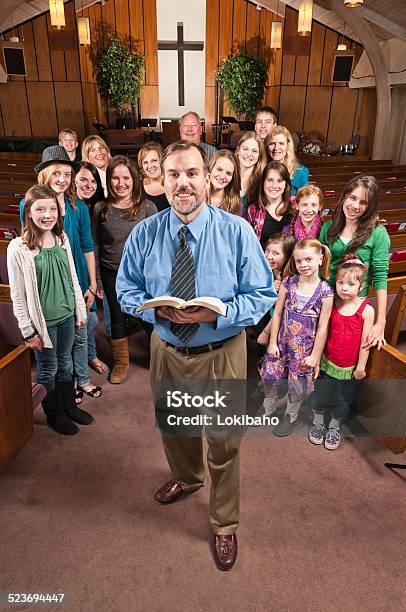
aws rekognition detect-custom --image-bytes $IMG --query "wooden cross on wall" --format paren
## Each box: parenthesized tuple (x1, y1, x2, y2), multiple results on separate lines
(158, 22, 204, 107)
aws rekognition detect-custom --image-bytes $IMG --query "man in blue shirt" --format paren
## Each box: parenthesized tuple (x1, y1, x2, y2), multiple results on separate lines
(117, 142, 276, 571)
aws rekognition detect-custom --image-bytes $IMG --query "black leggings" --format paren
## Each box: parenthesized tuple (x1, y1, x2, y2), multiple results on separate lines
(100, 265, 154, 340)
(100, 266, 127, 340)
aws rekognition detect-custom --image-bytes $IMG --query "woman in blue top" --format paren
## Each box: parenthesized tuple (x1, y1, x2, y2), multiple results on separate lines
(265, 125, 309, 196)
(20, 146, 102, 401)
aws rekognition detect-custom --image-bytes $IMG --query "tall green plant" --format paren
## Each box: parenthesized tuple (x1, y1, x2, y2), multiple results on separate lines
(96, 38, 145, 114)
(216, 53, 268, 120)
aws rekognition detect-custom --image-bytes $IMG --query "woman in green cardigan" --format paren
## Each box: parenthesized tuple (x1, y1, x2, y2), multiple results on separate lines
(320, 175, 390, 350)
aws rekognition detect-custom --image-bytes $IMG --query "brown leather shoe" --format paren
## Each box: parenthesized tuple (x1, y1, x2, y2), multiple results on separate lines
(213, 533, 238, 571)
(154, 479, 197, 504)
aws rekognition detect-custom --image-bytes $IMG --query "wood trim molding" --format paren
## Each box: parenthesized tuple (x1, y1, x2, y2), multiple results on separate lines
(324, 0, 391, 160)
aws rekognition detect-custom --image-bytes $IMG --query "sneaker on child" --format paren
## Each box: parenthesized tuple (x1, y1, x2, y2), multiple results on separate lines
(324, 427, 341, 450)
(309, 423, 326, 445)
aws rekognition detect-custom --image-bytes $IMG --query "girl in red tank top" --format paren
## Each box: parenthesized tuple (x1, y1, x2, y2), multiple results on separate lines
(309, 255, 375, 450)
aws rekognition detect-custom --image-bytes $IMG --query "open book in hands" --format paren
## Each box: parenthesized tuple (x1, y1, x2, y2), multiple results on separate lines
(137, 296, 227, 316)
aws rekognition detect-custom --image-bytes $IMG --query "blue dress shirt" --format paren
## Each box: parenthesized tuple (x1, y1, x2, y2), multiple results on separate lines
(116, 204, 277, 347)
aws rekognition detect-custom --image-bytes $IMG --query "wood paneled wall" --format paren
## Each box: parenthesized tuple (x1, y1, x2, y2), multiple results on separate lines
(0, 0, 158, 139)
(205, 2, 376, 155)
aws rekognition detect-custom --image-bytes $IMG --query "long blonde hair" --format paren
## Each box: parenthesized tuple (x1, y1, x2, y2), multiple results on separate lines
(235, 131, 267, 204)
(265, 125, 297, 178)
(37, 163, 76, 209)
(208, 150, 241, 215)
(284, 238, 331, 281)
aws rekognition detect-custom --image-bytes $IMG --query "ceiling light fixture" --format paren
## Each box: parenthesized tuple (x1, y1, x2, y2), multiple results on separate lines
(344, 0, 363, 7)
(298, 0, 313, 37)
(49, 0, 66, 30)
(77, 0, 90, 46)
(270, 0, 282, 50)
(77, 17, 90, 45)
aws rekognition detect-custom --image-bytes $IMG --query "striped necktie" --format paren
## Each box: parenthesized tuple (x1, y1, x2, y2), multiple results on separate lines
(170, 226, 198, 343)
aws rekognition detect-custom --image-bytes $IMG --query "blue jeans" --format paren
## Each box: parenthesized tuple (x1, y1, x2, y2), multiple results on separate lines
(72, 319, 91, 388)
(87, 310, 99, 361)
(35, 315, 75, 392)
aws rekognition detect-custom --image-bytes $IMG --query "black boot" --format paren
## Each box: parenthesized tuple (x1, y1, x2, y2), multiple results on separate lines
(42, 389, 79, 435)
(58, 380, 94, 425)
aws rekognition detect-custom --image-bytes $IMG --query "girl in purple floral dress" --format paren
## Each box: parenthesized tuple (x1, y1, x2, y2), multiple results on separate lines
(260, 238, 334, 436)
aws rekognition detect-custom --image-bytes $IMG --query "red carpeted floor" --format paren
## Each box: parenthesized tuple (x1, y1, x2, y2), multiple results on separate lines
(0, 328, 405, 612)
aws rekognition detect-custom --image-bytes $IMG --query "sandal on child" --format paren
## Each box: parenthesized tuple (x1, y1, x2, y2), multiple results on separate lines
(78, 385, 102, 399)
(75, 389, 83, 405)
(88, 359, 109, 375)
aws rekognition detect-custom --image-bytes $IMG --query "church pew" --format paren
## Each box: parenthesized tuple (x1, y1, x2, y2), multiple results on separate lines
(0, 283, 46, 470)
(385, 285, 406, 348)
(0, 171, 36, 182)
(312, 172, 406, 185)
(309, 164, 406, 177)
(0, 153, 41, 163)
(301, 157, 391, 168)
(0, 163, 36, 172)
(0, 239, 9, 283)
(0, 212, 21, 234)
(357, 344, 406, 450)
(315, 180, 406, 195)
(0, 181, 33, 196)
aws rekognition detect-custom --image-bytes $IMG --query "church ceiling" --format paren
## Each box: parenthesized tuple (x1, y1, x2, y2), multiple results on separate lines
(1, 0, 405, 42)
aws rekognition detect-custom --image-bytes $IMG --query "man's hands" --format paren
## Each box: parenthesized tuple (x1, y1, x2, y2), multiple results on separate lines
(156, 305, 217, 324)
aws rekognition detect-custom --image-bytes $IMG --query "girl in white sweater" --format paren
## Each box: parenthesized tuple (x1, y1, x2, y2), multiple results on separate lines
(7, 185, 92, 435)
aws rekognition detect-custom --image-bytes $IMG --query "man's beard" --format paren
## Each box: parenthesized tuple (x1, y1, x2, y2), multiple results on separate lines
(169, 192, 204, 216)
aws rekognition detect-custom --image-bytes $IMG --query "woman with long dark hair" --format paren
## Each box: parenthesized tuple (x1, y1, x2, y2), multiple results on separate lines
(319, 175, 390, 349)
(235, 131, 267, 210)
(93, 156, 158, 383)
(247, 161, 294, 249)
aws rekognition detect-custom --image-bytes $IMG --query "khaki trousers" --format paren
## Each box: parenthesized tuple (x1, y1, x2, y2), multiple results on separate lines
(150, 330, 246, 535)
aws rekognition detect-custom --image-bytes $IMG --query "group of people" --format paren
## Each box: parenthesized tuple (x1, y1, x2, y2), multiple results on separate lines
(6, 109, 390, 571)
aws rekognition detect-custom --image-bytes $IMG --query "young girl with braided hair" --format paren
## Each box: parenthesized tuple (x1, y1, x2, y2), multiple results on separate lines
(309, 254, 374, 450)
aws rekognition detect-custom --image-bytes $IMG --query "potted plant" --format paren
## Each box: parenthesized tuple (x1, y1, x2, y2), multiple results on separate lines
(216, 53, 268, 120)
(95, 38, 145, 124)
